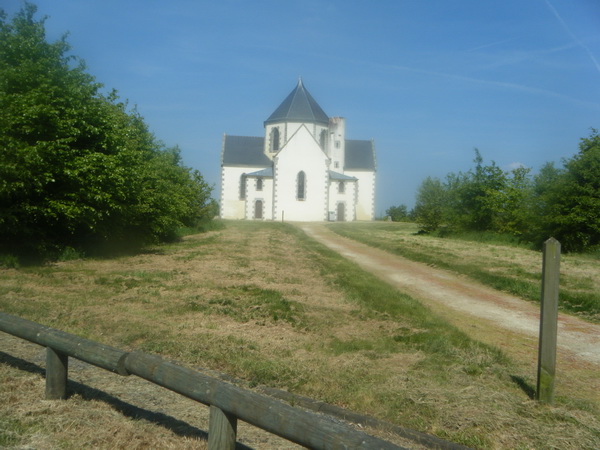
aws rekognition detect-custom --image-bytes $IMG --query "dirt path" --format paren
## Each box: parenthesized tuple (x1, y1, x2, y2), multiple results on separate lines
(299, 223, 600, 367)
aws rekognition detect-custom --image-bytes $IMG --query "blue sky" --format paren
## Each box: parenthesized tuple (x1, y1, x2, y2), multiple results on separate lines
(4, 0, 600, 214)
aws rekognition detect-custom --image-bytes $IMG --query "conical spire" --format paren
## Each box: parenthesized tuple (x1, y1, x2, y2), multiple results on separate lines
(265, 80, 329, 126)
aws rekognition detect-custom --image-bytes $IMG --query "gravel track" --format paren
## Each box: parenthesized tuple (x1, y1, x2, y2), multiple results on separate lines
(299, 223, 600, 366)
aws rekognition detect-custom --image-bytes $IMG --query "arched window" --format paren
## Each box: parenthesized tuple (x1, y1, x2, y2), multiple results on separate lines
(320, 129, 327, 150)
(338, 181, 345, 193)
(240, 173, 247, 199)
(270, 127, 280, 152)
(256, 178, 263, 191)
(297, 171, 306, 200)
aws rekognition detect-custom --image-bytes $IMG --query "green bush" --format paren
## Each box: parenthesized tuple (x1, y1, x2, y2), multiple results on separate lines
(0, 4, 214, 261)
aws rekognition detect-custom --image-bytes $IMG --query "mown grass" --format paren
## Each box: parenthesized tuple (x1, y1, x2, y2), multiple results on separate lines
(1, 220, 599, 448)
(0, 416, 28, 447)
(329, 221, 600, 322)
(168, 285, 307, 328)
(0, 356, 207, 449)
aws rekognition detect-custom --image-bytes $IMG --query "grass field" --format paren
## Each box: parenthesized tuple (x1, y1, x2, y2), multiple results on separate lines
(1, 220, 599, 448)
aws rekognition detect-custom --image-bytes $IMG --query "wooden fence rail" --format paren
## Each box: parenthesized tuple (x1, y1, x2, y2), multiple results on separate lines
(0, 312, 403, 449)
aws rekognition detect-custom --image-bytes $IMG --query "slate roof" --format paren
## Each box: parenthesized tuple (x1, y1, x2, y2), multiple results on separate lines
(223, 135, 376, 172)
(329, 171, 357, 181)
(264, 79, 329, 126)
(222, 135, 271, 167)
(345, 139, 376, 171)
(246, 167, 273, 177)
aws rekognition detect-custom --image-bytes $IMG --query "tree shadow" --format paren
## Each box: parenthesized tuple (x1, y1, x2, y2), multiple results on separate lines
(510, 375, 536, 399)
(0, 351, 252, 449)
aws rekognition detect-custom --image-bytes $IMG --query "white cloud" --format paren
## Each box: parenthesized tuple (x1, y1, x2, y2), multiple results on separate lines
(507, 162, 526, 170)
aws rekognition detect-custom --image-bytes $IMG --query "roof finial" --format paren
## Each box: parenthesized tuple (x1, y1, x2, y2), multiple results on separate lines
(298, 76, 303, 87)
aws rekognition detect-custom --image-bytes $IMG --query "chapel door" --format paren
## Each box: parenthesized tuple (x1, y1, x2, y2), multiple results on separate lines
(336, 203, 345, 222)
(254, 200, 263, 219)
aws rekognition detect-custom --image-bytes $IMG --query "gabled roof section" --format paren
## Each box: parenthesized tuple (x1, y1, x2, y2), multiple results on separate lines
(264, 79, 329, 126)
(345, 139, 376, 171)
(222, 135, 271, 167)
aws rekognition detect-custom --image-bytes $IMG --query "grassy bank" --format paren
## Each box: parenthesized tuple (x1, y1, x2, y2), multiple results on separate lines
(1, 221, 599, 448)
(329, 222, 600, 323)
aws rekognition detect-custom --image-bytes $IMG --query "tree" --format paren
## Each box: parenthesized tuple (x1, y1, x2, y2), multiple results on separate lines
(483, 166, 532, 235)
(450, 149, 509, 231)
(435, 150, 533, 236)
(413, 177, 447, 232)
(412, 133, 600, 252)
(546, 130, 600, 252)
(385, 204, 409, 222)
(0, 4, 213, 259)
(522, 162, 564, 247)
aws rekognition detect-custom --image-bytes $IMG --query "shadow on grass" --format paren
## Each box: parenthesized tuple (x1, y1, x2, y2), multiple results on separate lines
(0, 351, 253, 450)
(511, 375, 536, 399)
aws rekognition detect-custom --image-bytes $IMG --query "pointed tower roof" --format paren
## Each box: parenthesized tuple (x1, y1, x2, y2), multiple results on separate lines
(264, 79, 329, 126)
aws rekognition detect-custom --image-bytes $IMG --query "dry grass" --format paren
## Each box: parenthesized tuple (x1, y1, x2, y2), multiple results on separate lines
(0, 340, 207, 449)
(1, 220, 599, 449)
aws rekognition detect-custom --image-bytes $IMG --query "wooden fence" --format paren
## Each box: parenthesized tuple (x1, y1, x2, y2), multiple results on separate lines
(0, 312, 404, 449)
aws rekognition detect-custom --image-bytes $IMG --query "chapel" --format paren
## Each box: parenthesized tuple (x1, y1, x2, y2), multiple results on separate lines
(219, 79, 376, 221)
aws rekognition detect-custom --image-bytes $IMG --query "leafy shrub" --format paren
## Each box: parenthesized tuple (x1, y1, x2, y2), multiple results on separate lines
(0, 4, 214, 260)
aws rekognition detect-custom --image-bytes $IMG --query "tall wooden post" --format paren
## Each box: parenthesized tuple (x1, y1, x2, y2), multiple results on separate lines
(46, 347, 68, 399)
(208, 405, 237, 450)
(536, 237, 560, 404)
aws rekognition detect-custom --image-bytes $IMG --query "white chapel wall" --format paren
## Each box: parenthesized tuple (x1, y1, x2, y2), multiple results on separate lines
(221, 166, 264, 219)
(274, 126, 329, 222)
(328, 180, 357, 221)
(245, 177, 273, 220)
(328, 117, 346, 170)
(266, 122, 329, 155)
(345, 170, 376, 220)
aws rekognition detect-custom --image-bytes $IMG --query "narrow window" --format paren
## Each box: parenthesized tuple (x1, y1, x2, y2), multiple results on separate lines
(240, 173, 247, 199)
(320, 130, 327, 149)
(335, 141, 340, 149)
(297, 171, 306, 200)
(270, 127, 280, 152)
(338, 181, 345, 193)
(256, 178, 263, 191)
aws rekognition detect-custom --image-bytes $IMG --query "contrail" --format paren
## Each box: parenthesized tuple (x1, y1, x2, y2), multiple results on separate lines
(544, 0, 600, 74)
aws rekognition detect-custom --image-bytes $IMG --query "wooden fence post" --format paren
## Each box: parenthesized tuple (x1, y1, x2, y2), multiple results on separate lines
(208, 405, 237, 450)
(46, 347, 68, 400)
(536, 237, 560, 404)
